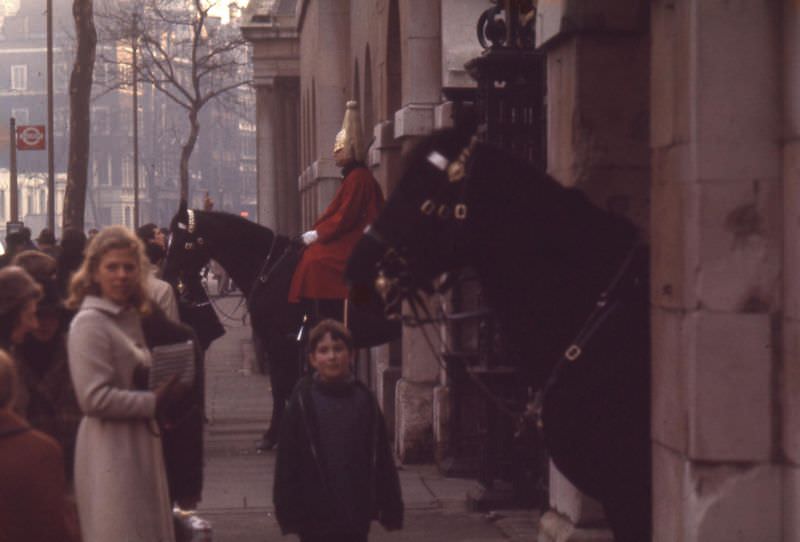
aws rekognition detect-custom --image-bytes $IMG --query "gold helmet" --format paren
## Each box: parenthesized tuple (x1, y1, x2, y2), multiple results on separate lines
(333, 100, 365, 163)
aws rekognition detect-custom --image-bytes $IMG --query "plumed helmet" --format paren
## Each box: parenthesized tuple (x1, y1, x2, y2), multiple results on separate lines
(333, 100, 366, 163)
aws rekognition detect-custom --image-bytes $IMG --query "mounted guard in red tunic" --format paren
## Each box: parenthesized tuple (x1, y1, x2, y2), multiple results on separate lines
(288, 101, 385, 311)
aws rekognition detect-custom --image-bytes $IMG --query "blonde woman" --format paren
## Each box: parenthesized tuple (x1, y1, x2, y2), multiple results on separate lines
(67, 226, 183, 542)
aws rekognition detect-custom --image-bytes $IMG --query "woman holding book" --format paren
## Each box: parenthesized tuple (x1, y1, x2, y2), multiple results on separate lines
(66, 226, 185, 542)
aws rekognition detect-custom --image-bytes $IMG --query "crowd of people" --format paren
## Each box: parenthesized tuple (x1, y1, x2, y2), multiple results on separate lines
(0, 222, 204, 542)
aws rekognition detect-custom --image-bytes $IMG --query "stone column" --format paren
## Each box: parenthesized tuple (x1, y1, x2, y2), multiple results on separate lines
(651, 0, 784, 539)
(298, 0, 349, 227)
(390, 0, 443, 464)
(254, 77, 301, 235)
(536, 1, 649, 540)
(784, 2, 800, 538)
(241, 9, 301, 234)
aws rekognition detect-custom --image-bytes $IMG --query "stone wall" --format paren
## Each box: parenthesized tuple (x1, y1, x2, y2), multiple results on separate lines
(651, 0, 789, 539)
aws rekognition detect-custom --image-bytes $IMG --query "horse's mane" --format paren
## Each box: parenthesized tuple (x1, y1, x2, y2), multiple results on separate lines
(188, 210, 278, 292)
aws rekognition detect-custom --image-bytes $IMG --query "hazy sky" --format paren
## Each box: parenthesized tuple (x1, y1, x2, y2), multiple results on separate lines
(207, 0, 231, 23)
(1, 0, 233, 22)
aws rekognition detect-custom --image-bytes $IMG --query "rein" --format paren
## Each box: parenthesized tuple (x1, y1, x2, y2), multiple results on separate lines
(531, 240, 645, 430)
(402, 292, 523, 421)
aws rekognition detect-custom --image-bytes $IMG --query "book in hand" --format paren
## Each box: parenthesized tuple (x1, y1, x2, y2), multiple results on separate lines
(148, 340, 196, 390)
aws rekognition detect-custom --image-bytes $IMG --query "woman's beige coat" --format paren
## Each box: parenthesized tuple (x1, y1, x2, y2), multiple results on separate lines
(68, 295, 175, 542)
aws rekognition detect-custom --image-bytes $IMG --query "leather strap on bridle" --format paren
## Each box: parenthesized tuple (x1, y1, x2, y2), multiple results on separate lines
(532, 240, 645, 430)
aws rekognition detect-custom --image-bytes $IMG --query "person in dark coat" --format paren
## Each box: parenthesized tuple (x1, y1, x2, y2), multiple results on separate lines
(140, 303, 205, 510)
(35, 228, 61, 259)
(0, 231, 27, 268)
(55, 228, 87, 301)
(0, 349, 80, 542)
(0, 266, 43, 416)
(12, 250, 81, 484)
(274, 319, 403, 542)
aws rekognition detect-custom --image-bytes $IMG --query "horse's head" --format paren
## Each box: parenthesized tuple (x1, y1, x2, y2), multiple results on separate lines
(346, 127, 477, 312)
(163, 200, 212, 284)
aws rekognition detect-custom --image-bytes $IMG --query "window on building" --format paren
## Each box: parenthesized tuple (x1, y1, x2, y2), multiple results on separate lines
(11, 65, 27, 90)
(97, 207, 111, 226)
(93, 107, 110, 135)
(122, 156, 132, 187)
(11, 108, 29, 124)
(54, 108, 68, 135)
(39, 191, 45, 214)
(26, 194, 33, 216)
(124, 206, 132, 227)
(94, 62, 108, 86)
(56, 63, 69, 92)
(106, 156, 113, 186)
(0, 190, 5, 220)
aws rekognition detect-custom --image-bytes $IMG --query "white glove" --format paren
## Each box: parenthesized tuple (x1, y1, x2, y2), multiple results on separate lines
(301, 230, 319, 245)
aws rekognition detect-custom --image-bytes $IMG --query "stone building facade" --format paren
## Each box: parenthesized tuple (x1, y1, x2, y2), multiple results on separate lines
(243, 0, 798, 539)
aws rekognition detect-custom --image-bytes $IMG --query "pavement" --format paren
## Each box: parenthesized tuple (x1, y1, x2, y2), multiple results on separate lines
(196, 293, 540, 542)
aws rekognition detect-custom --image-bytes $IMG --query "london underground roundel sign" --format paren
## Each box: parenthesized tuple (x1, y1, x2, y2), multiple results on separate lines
(16, 125, 46, 151)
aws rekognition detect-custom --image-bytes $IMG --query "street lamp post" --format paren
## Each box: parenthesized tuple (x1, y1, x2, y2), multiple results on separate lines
(132, 13, 140, 229)
(46, 0, 55, 232)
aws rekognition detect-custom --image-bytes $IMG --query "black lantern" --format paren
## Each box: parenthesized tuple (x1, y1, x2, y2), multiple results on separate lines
(468, 0, 546, 166)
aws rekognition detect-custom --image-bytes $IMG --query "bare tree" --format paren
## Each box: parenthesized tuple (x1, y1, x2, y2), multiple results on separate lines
(62, 0, 97, 232)
(96, 0, 251, 201)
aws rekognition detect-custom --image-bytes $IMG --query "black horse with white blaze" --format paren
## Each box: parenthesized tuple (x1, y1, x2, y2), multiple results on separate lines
(346, 128, 651, 541)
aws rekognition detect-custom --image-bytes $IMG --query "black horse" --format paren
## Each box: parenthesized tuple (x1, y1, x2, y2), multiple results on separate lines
(164, 202, 399, 448)
(346, 128, 651, 541)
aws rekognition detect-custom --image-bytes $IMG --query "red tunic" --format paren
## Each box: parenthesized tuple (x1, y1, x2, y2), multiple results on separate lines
(288, 165, 384, 302)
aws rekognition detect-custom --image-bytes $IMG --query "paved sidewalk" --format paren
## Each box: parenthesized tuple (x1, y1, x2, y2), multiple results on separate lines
(197, 295, 539, 542)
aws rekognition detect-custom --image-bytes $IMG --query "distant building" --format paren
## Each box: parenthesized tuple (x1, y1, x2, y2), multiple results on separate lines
(0, 0, 256, 236)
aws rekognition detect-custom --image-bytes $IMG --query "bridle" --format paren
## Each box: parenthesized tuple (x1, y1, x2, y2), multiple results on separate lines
(363, 135, 480, 317)
(169, 209, 208, 283)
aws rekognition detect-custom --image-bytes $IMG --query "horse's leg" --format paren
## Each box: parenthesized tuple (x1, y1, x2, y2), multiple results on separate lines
(258, 334, 299, 450)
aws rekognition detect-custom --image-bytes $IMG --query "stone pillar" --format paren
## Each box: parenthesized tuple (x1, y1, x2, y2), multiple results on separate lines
(784, 3, 800, 539)
(536, 1, 650, 539)
(254, 77, 301, 234)
(395, 296, 444, 463)
(241, 8, 301, 234)
(389, 0, 443, 464)
(651, 0, 784, 539)
(298, 0, 349, 227)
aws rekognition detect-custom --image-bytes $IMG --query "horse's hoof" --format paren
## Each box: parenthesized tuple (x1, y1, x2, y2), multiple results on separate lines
(256, 435, 277, 452)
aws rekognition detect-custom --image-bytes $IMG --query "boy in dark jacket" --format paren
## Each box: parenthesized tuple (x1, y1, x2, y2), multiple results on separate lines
(274, 319, 403, 542)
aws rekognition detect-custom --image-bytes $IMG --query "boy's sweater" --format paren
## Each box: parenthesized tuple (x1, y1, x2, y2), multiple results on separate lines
(274, 374, 403, 537)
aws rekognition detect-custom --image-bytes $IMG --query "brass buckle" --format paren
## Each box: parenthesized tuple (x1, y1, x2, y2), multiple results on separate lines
(437, 204, 450, 219)
(420, 199, 435, 215)
(564, 344, 582, 362)
(454, 204, 467, 220)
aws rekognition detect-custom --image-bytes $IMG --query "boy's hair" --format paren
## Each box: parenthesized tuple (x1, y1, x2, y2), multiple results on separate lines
(308, 319, 354, 353)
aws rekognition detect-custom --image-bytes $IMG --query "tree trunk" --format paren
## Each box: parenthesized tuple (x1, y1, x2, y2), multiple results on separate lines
(179, 108, 200, 202)
(62, 0, 96, 232)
